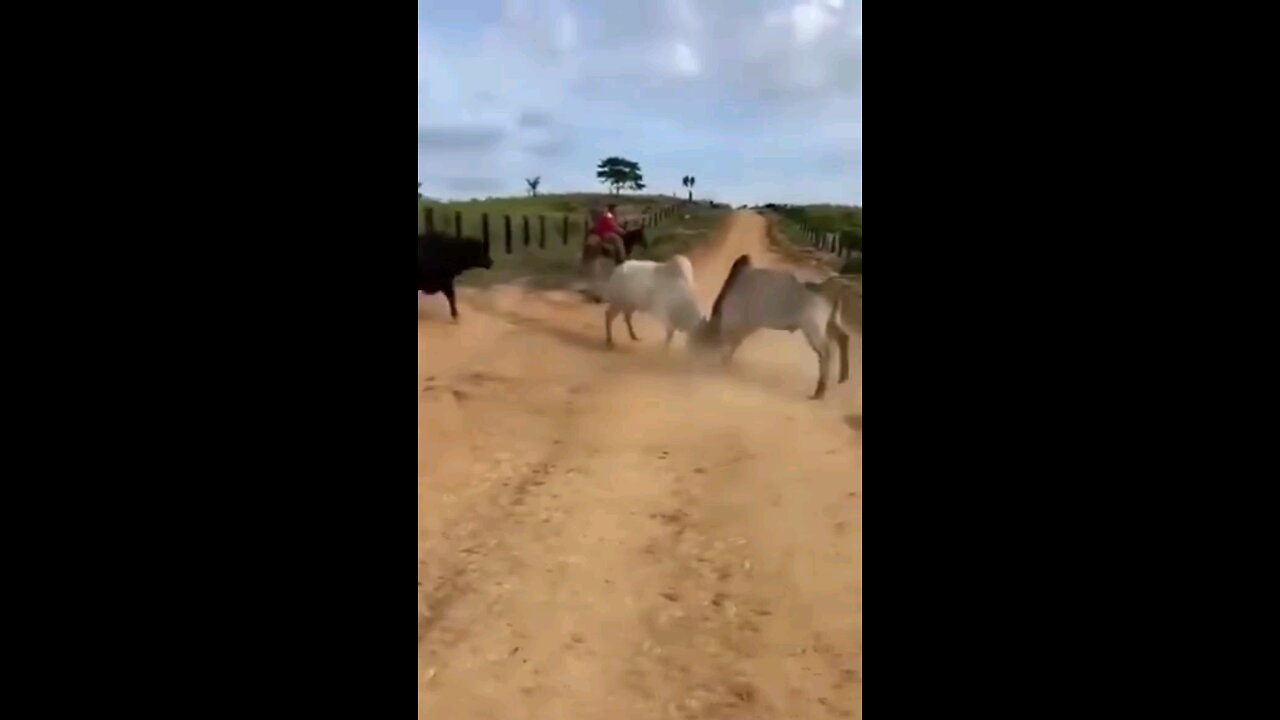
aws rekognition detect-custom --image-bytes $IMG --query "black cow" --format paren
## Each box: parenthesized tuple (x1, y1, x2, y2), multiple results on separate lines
(417, 233, 493, 321)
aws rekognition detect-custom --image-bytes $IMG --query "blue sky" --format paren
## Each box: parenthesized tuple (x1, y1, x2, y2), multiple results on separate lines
(417, 0, 862, 206)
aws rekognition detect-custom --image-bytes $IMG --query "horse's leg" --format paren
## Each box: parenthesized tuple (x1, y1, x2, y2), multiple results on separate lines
(624, 311, 640, 341)
(586, 257, 607, 303)
(604, 305, 619, 348)
(581, 237, 600, 275)
(664, 326, 675, 352)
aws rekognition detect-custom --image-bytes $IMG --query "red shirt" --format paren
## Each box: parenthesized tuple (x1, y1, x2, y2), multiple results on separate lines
(593, 212, 621, 237)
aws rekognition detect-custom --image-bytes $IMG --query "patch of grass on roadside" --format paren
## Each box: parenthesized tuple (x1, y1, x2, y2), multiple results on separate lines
(449, 202, 728, 289)
(770, 212, 811, 249)
(418, 193, 675, 235)
(633, 207, 730, 262)
(457, 235, 584, 288)
(763, 213, 845, 272)
(775, 204, 863, 258)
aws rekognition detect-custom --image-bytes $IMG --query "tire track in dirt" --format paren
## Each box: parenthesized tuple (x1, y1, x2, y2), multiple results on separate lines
(419, 212, 861, 720)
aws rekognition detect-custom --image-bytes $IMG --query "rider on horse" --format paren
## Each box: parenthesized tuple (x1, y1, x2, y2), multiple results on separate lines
(589, 203, 628, 262)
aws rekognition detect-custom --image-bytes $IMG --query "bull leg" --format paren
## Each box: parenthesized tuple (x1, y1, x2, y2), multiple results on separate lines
(812, 348, 830, 400)
(624, 311, 640, 341)
(604, 306, 619, 348)
(802, 323, 831, 400)
(831, 326, 851, 383)
(443, 282, 459, 321)
(722, 334, 743, 367)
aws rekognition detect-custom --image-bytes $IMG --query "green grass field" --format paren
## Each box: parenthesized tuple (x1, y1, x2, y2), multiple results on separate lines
(770, 212, 812, 248)
(779, 204, 862, 231)
(631, 207, 728, 262)
(762, 210, 864, 275)
(417, 193, 727, 288)
(417, 193, 677, 235)
(766, 203, 863, 261)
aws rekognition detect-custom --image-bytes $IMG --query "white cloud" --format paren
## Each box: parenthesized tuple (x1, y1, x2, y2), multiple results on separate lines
(502, 0, 529, 22)
(766, 0, 840, 47)
(670, 41, 701, 77)
(665, 0, 700, 34)
(554, 12, 578, 53)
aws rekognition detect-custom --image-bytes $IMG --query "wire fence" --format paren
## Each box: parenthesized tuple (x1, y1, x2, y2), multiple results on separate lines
(418, 205, 680, 255)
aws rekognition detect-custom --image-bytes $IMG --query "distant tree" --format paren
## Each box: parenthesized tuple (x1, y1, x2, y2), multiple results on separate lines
(525, 176, 542, 197)
(418, 182, 423, 200)
(682, 175, 696, 201)
(596, 157, 644, 195)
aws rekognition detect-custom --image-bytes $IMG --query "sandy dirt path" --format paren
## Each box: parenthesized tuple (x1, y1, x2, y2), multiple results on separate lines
(418, 211, 862, 720)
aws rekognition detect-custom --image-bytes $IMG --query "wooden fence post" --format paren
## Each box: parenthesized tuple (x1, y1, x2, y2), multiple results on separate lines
(481, 214, 491, 254)
(539, 215, 546, 249)
(523, 216, 531, 247)
(563, 215, 570, 245)
(454, 211, 462, 239)
(504, 215, 513, 254)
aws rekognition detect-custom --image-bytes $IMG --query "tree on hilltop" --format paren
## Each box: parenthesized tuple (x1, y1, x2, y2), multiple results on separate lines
(596, 157, 645, 194)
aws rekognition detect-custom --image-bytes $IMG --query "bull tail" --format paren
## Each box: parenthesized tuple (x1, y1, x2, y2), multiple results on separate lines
(711, 254, 752, 321)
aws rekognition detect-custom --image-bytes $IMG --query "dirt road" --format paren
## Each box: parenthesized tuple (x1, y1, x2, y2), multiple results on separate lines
(418, 212, 862, 720)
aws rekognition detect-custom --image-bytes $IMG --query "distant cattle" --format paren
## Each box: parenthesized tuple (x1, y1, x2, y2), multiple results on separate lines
(417, 233, 493, 321)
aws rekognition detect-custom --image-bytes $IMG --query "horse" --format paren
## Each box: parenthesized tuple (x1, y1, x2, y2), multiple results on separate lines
(581, 225, 648, 265)
(621, 226, 649, 256)
(602, 255, 704, 350)
(581, 225, 649, 301)
(692, 254, 861, 399)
